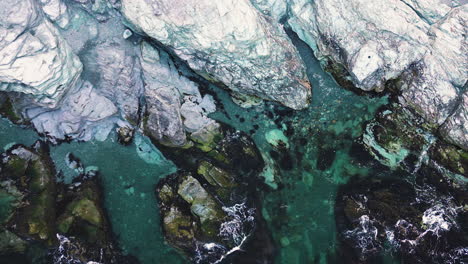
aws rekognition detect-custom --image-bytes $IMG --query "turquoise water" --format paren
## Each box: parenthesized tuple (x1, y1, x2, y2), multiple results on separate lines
(49, 134, 184, 264)
(0, 118, 38, 150)
(0, 35, 391, 264)
(207, 34, 389, 263)
(0, 119, 184, 264)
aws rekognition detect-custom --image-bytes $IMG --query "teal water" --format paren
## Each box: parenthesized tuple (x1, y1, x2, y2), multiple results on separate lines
(207, 34, 389, 263)
(0, 118, 38, 150)
(49, 134, 184, 264)
(0, 119, 184, 264)
(1, 36, 392, 264)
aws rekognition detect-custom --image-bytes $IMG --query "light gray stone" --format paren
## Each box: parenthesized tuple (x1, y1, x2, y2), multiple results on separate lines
(122, 0, 311, 110)
(141, 42, 190, 147)
(89, 39, 144, 124)
(26, 81, 118, 142)
(440, 91, 468, 150)
(0, 0, 82, 107)
(39, 0, 70, 28)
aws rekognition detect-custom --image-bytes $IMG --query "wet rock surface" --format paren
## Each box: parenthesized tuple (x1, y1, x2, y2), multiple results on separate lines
(155, 124, 274, 263)
(0, 142, 137, 263)
(335, 169, 468, 264)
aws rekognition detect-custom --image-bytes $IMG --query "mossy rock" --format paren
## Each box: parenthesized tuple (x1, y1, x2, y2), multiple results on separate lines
(163, 207, 196, 248)
(190, 122, 223, 153)
(0, 182, 24, 224)
(177, 175, 226, 236)
(429, 141, 468, 177)
(0, 229, 27, 255)
(0, 95, 22, 124)
(56, 178, 110, 247)
(0, 144, 57, 244)
(197, 160, 236, 188)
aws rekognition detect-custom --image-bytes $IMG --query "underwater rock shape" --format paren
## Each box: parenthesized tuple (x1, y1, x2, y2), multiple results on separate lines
(122, 0, 311, 110)
(335, 173, 468, 263)
(0, 0, 82, 107)
(0, 142, 137, 263)
(155, 124, 273, 263)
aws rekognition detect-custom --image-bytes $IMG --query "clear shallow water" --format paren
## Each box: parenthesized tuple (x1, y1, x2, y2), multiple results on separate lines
(207, 33, 390, 263)
(0, 119, 184, 264)
(49, 134, 184, 264)
(0, 34, 395, 264)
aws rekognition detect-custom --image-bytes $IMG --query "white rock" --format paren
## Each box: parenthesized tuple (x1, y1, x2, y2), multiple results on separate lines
(122, 0, 311, 110)
(399, 6, 467, 125)
(287, 0, 467, 132)
(27, 81, 117, 142)
(440, 91, 468, 150)
(40, 0, 70, 28)
(289, 0, 430, 91)
(401, 0, 455, 24)
(0, 0, 82, 107)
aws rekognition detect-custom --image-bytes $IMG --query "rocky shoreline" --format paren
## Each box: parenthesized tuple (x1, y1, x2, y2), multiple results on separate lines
(0, 0, 466, 263)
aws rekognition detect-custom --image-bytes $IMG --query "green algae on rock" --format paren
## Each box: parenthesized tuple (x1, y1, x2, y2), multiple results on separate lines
(0, 141, 136, 263)
(155, 123, 273, 263)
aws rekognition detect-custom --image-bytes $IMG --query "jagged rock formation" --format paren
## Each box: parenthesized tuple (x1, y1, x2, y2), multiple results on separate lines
(140, 41, 217, 147)
(0, 0, 82, 107)
(156, 124, 274, 263)
(285, 0, 467, 149)
(335, 171, 468, 263)
(121, 0, 311, 110)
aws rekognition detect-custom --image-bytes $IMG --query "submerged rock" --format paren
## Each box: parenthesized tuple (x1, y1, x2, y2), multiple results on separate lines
(155, 124, 273, 263)
(122, 0, 311, 109)
(335, 173, 468, 264)
(0, 142, 137, 263)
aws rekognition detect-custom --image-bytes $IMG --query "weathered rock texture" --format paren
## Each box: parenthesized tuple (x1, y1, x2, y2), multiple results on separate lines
(0, 0, 82, 107)
(287, 0, 467, 148)
(0, 142, 137, 263)
(122, 0, 311, 110)
(156, 124, 274, 263)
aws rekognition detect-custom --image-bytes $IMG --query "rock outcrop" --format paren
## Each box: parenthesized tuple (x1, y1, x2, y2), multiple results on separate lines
(0, 0, 82, 107)
(0, 142, 137, 263)
(286, 0, 467, 148)
(122, 0, 311, 110)
(156, 124, 274, 263)
(335, 171, 467, 263)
